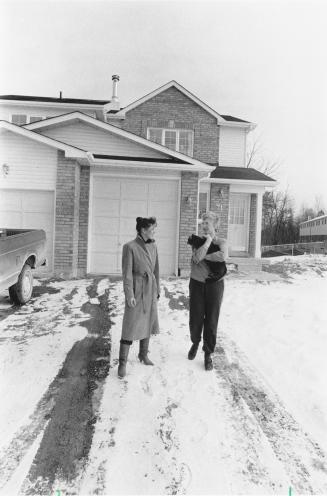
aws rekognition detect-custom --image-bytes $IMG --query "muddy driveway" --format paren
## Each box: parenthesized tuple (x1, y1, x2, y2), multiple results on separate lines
(0, 277, 114, 494)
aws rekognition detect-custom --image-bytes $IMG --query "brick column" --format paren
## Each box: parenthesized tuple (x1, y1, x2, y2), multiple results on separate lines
(178, 171, 199, 275)
(54, 151, 80, 277)
(78, 165, 90, 276)
(209, 183, 230, 239)
(248, 193, 257, 257)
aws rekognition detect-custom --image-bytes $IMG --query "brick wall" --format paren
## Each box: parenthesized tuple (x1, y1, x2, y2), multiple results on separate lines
(78, 165, 90, 275)
(209, 183, 230, 239)
(248, 193, 257, 256)
(54, 151, 80, 277)
(178, 172, 199, 274)
(118, 87, 219, 165)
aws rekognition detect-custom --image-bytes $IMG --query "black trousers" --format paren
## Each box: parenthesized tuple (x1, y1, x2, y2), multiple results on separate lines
(189, 278, 224, 354)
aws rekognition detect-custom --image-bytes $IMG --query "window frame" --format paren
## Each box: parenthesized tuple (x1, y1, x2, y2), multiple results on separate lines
(147, 127, 194, 156)
(10, 114, 46, 125)
(198, 182, 211, 223)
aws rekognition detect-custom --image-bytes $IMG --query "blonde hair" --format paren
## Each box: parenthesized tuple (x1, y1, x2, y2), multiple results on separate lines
(201, 211, 220, 230)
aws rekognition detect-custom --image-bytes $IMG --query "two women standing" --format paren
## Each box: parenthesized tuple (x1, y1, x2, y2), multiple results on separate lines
(118, 211, 227, 377)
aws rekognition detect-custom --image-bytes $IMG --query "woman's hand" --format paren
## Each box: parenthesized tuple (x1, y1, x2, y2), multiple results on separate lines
(204, 233, 213, 246)
(127, 297, 136, 307)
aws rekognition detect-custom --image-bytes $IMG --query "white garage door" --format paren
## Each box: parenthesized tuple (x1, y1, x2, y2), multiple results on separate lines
(90, 175, 180, 275)
(0, 189, 55, 272)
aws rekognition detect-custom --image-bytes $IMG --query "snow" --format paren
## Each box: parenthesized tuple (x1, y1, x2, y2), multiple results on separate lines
(0, 280, 90, 454)
(0, 255, 327, 494)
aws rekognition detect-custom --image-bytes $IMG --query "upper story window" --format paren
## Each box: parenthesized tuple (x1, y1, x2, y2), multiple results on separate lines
(29, 116, 43, 123)
(11, 114, 44, 125)
(11, 114, 27, 125)
(147, 127, 193, 157)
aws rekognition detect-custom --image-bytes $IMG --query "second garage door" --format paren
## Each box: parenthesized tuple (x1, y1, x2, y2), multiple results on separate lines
(90, 175, 180, 275)
(0, 189, 55, 272)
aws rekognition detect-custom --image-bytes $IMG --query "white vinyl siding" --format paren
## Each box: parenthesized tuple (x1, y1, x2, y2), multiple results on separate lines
(0, 104, 96, 123)
(219, 127, 247, 167)
(0, 130, 57, 190)
(38, 121, 169, 159)
(147, 128, 193, 157)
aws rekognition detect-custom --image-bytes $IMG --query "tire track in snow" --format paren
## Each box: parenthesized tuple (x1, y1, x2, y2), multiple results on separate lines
(21, 279, 112, 495)
(215, 332, 327, 494)
(0, 283, 84, 490)
(0, 279, 112, 494)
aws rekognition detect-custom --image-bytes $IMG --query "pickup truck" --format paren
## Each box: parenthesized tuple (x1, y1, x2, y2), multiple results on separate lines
(0, 229, 47, 304)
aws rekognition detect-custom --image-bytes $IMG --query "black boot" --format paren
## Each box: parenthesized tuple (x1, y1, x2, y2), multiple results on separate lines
(204, 352, 213, 371)
(118, 342, 130, 378)
(138, 338, 154, 366)
(188, 343, 199, 360)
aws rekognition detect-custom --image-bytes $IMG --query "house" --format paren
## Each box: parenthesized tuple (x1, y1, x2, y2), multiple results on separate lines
(299, 214, 327, 242)
(0, 76, 275, 277)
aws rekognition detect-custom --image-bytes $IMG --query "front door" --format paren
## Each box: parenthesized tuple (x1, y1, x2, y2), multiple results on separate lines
(228, 193, 250, 255)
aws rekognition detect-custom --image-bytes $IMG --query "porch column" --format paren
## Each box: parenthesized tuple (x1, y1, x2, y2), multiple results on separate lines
(255, 192, 263, 258)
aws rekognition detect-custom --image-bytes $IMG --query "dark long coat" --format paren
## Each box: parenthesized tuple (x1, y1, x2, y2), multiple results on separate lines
(121, 236, 160, 341)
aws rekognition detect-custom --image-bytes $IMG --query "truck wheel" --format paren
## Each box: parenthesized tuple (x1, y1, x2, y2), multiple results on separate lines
(9, 264, 34, 304)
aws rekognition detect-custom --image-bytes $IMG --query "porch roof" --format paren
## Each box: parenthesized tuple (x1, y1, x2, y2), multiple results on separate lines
(210, 166, 276, 182)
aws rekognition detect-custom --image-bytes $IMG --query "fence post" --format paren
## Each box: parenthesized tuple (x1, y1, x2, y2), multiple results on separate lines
(292, 244, 294, 256)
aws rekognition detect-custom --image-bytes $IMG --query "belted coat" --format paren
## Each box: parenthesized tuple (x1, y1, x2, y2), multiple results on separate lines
(121, 236, 160, 341)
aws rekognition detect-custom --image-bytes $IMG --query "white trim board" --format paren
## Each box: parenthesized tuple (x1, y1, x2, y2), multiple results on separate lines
(200, 177, 276, 187)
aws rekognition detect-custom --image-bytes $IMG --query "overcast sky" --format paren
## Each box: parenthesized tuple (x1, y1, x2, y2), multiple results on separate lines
(1, 0, 326, 212)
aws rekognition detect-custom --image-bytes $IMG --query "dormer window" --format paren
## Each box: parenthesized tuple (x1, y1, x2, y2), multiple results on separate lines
(147, 127, 193, 157)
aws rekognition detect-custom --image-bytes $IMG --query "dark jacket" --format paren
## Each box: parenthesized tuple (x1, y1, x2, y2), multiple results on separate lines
(187, 234, 227, 281)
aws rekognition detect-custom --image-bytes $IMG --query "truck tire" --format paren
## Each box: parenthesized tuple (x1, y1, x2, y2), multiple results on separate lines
(9, 264, 34, 304)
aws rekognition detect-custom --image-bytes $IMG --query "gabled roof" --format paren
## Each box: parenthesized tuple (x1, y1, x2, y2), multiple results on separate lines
(24, 111, 214, 172)
(0, 120, 89, 160)
(0, 94, 109, 106)
(108, 80, 255, 129)
(210, 166, 276, 182)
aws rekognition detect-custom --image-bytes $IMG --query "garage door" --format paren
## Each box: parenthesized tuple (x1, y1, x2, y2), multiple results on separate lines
(0, 189, 55, 272)
(90, 176, 179, 275)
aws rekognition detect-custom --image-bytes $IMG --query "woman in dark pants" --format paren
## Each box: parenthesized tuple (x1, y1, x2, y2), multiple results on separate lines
(188, 212, 227, 371)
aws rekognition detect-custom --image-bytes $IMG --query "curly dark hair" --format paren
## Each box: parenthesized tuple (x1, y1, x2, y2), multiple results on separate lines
(136, 216, 157, 234)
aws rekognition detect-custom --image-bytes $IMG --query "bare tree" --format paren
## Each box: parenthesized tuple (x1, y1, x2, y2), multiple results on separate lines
(314, 195, 325, 216)
(262, 189, 298, 245)
(246, 136, 281, 178)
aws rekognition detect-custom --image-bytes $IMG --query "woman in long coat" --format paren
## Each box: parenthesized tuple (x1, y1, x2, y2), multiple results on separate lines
(118, 216, 160, 378)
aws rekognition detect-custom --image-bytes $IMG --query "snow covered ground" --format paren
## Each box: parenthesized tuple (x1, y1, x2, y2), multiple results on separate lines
(0, 255, 326, 495)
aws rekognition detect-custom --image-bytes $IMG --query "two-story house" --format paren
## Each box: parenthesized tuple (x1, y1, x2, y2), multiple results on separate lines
(0, 76, 275, 277)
